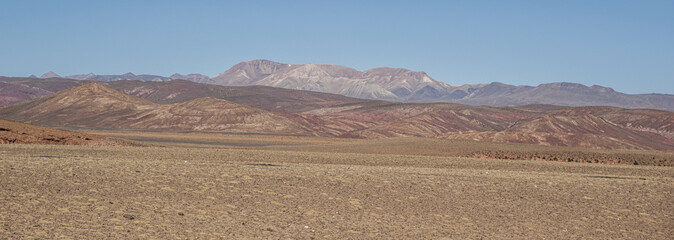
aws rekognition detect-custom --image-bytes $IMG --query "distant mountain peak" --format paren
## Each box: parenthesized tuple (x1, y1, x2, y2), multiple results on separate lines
(590, 85, 615, 93)
(212, 60, 295, 86)
(65, 73, 96, 80)
(170, 73, 212, 83)
(40, 71, 61, 79)
(364, 67, 421, 75)
(539, 82, 587, 89)
(211, 60, 451, 100)
(250, 59, 280, 63)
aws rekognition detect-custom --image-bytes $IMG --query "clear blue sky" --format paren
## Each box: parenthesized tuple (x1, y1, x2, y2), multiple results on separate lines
(1, 0, 672, 94)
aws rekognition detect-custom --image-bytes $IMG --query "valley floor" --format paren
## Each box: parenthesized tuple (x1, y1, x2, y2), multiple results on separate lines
(1, 144, 672, 239)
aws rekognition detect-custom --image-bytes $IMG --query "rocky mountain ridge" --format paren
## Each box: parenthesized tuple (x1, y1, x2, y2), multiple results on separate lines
(211, 60, 452, 101)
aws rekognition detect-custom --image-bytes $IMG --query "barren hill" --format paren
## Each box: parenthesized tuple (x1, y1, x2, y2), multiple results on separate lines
(103, 79, 370, 113)
(438, 107, 674, 150)
(0, 83, 307, 134)
(0, 82, 51, 108)
(0, 77, 81, 108)
(284, 101, 674, 150)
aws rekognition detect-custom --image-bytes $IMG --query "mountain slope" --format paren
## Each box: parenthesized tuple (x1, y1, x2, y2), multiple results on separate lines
(436, 107, 674, 150)
(0, 83, 307, 134)
(212, 60, 448, 101)
(0, 82, 51, 108)
(212, 60, 295, 86)
(0, 77, 82, 108)
(297, 103, 674, 150)
(103, 79, 370, 113)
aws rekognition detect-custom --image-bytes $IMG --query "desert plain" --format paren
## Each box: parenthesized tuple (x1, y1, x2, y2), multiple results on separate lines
(1, 133, 672, 239)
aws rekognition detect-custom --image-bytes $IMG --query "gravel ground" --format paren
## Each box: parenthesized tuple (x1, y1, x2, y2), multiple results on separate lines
(1, 144, 672, 239)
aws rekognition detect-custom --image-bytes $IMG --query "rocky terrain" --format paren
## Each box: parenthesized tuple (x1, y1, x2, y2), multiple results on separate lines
(1, 144, 671, 238)
(0, 119, 138, 146)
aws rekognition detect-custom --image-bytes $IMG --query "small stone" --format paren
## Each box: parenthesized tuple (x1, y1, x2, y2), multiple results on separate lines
(178, 212, 184, 216)
(123, 214, 135, 220)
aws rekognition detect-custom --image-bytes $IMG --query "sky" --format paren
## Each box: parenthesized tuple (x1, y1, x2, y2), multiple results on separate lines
(0, 0, 672, 94)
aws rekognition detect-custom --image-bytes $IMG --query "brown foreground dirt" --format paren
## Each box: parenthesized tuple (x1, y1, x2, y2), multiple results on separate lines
(0, 119, 141, 146)
(1, 144, 672, 239)
(269, 137, 674, 167)
(90, 130, 674, 166)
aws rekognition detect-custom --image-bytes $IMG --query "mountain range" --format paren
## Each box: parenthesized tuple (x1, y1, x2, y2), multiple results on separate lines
(23, 59, 674, 111)
(0, 80, 672, 150)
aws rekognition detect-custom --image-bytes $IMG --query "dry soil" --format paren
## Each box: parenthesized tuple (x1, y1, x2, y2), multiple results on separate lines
(1, 144, 672, 239)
